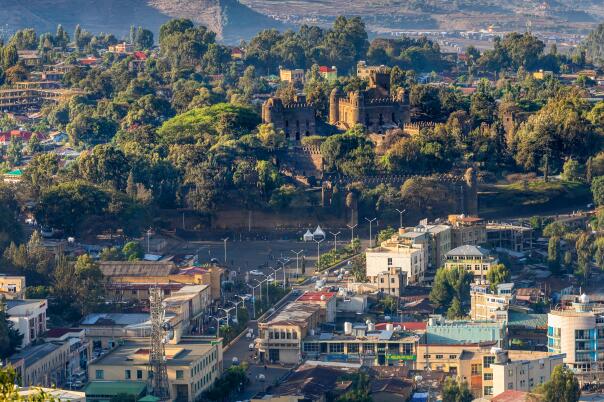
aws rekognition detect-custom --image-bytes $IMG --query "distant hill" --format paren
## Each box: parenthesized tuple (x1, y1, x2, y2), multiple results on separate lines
(0, 0, 286, 43)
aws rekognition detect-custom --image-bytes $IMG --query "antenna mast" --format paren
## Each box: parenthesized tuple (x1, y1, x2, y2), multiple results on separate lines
(149, 287, 170, 399)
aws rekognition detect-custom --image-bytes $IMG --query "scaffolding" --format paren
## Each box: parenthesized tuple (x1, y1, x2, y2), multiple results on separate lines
(149, 287, 170, 399)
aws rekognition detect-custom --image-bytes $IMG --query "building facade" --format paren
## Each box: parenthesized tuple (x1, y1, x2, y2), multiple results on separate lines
(444, 245, 497, 282)
(279, 68, 305, 83)
(470, 283, 514, 322)
(6, 299, 48, 347)
(88, 337, 223, 402)
(448, 215, 487, 248)
(491, 352, 565, 396)
(365, 236, 426, 285)
(0, 275, 26, 299)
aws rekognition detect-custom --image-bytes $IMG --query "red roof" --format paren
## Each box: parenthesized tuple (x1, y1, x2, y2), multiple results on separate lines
(319, 66, 336, 73)
(375, 322, 427, 331)
(45, 327, 83, 338)
(79, 57, 99, 65)
(231, 48, 243, 55)
(491, 390, 531, 402)
(0, 130, 41, 143)
(178, 266, 210, 275)
(297, 291, 336, 302)
(133, 51, 147, 61)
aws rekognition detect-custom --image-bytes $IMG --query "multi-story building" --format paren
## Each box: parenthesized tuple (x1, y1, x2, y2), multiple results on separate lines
(444, 245, 497, 282)
(375, 267, 407, 296)
(164, 284, 212, 335)
(547, 294, 604, 383)
(448, 215, 487, 248)
(470, 283, 514, 322)
(0, 275, 26, 299)
(87, 337, 223, 402)
(6, 299, 47, 347)
(366, 232, 427, 285)
(412, 221, 452, 270)
(45, 328, 91, 379)
(108, 42, 134, 53)
(302, 323, 419, 367)
(486, 223, 533, 253)
(9, 341, 71, 387)
(296, 291, 337, 323)
(279, 68, 305, 83)
(491, 351, 565, 396)
(99, 261, 223, 303)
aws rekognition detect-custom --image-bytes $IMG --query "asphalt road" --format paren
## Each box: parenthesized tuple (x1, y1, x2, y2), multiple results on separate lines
(223, 291, 301, 400)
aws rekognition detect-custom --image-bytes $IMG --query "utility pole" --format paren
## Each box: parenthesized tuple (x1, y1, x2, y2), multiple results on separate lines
(365, 217, 377, 248)
(347, 224, 358, 246)
(314, 238, 324, 271)
(278, 258, 290, 288)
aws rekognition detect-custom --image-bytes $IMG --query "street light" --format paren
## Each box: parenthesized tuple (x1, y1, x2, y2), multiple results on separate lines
(270, 266, 281, 287)
(278, 258, 290, 289)
(291, 250, 303, 277)
(221, 237, 229, 264)
(246, 284, 259, 318)
(329, 231, 341, 253)
(395, 209, 406, 229)
(346, 223, 358, 247)
(209, 316, 225, 339)
(219, 306, 236, 327)
(365, 217, 377, 248)
(313, 238, 324, 271)
(230, 300, 244, 323)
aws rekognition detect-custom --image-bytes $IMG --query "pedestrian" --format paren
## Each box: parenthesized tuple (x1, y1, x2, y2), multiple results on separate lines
(264, 364, 267, 370)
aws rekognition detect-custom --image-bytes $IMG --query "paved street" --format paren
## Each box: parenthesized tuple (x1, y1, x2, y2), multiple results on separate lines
(223, 291, 301, 400)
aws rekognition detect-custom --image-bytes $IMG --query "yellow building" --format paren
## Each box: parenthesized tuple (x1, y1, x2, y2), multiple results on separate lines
(257, 302, 323, 364)
(88, 337, 223, 402)
(279, 68, 305, 83)
(491, 351, 565, 396)
(0, 275, 26, 299)
(9, 341, 71, 387)
(445, 245, 497, 282)
(100, 261, 223, 302)
(470, 283, 514, 321)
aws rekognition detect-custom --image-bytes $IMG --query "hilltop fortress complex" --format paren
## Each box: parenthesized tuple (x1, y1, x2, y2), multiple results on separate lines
(262, 62, 411, 140)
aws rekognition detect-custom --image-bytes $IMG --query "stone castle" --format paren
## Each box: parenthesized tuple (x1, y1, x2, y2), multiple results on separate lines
(329, 66, 410, 132)
(261, 94, 317, 141)
(261, 63, 411, 140)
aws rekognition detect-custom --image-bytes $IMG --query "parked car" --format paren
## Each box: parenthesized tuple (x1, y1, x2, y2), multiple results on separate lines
(250, 270, 263, 276)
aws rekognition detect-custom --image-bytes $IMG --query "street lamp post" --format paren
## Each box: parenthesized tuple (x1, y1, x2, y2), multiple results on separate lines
(395, 209, 406, 229)
(314, 238, 324, 271)
(291, 250, 303, 277)
(278, 258, 290, 288)
(221, 237, 229, 264)
(246, 284, 259, 318)
(346, 223, 358, 247)
(209, 316, 224, 339)
(329, 231, 341, 253)
(270, 267, 281, 288)
(218, 306, 236, 327)
(365, 217, 377, 248)
(230, 300, 244, 324)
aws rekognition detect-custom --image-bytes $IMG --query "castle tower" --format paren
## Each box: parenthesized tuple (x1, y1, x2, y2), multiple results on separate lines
(329, 87, 343, 125)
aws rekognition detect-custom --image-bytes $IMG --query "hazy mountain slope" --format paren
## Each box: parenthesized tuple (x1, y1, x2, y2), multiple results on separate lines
(0, 0, 285, 43)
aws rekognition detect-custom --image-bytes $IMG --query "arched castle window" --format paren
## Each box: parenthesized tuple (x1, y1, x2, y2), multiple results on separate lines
(379, 113, 384, 125)
(392, 113, 396, 124)
(285, 120, 289, 128)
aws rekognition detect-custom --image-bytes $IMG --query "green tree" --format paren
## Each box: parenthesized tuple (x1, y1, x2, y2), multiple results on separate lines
(376, 227, 396, 245)
(548, 236, 561, 272)
(0, 300, 23, 359)
(74, 254, 105, 315)
(537, 365, 580, 402)
(122, 241, 143, 260)
(562, 159, 581, 181)
(6, 137, 23, 166)
(134, 27, 154, 50)
(592, 176, 604, 206)
(486, 263, 510, 290)
(447, 297, 463, 319)
(442, 377, 473, 402)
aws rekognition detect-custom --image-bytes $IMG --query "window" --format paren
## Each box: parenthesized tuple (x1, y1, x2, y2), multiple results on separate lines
(388, 258, 393, 266)
(484, 386, 493, 395)
(330, 343, 344, 353)
(348, 343, 359, 353)
(483, 355, 495, 368)
(423, 354, 431, 359)
(436, 354, 443, 359)
(125, 370, 131, 379)
(176, 370, 184, 379)
(471, 364, 482, 375)
(484, 373, 493, 380)
(303, 343, 319, 352)
(95, 370, 104, 380)
(508, 382, 514, 389)
(449, 355, 457, 359)
(137, 370, 143, 380)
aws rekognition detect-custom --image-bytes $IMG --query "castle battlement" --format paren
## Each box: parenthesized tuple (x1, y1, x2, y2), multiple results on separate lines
(282, 102, 315, 109)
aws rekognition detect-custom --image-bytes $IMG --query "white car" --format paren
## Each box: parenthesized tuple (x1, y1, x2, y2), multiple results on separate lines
(250, 270, 264, 276)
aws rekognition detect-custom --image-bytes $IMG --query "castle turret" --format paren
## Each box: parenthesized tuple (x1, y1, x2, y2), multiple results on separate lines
(262, 97, 283, 124)
(329, 87, 343, 125)
(350, 91, 363, 124)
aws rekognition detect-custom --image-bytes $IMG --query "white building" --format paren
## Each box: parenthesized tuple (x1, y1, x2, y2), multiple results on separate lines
(491, 350, 565, 396)
(6, 299, 47, 347)
(366, 232, 426, 284)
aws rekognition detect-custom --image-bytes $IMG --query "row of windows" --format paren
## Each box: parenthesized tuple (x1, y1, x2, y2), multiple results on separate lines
(192, 352, 216, 377)
(192, 371, 214, 394)
(423, 354, 457, 359)
(268, 330, 298, 340)
(125, 369, 145, 380)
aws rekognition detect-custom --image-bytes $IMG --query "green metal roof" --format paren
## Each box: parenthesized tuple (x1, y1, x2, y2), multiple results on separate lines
(84, 381, 147, 397)
(508, 312, 547, 329)
(138, 396, 160, 402)
(5, 169, 22, 175)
